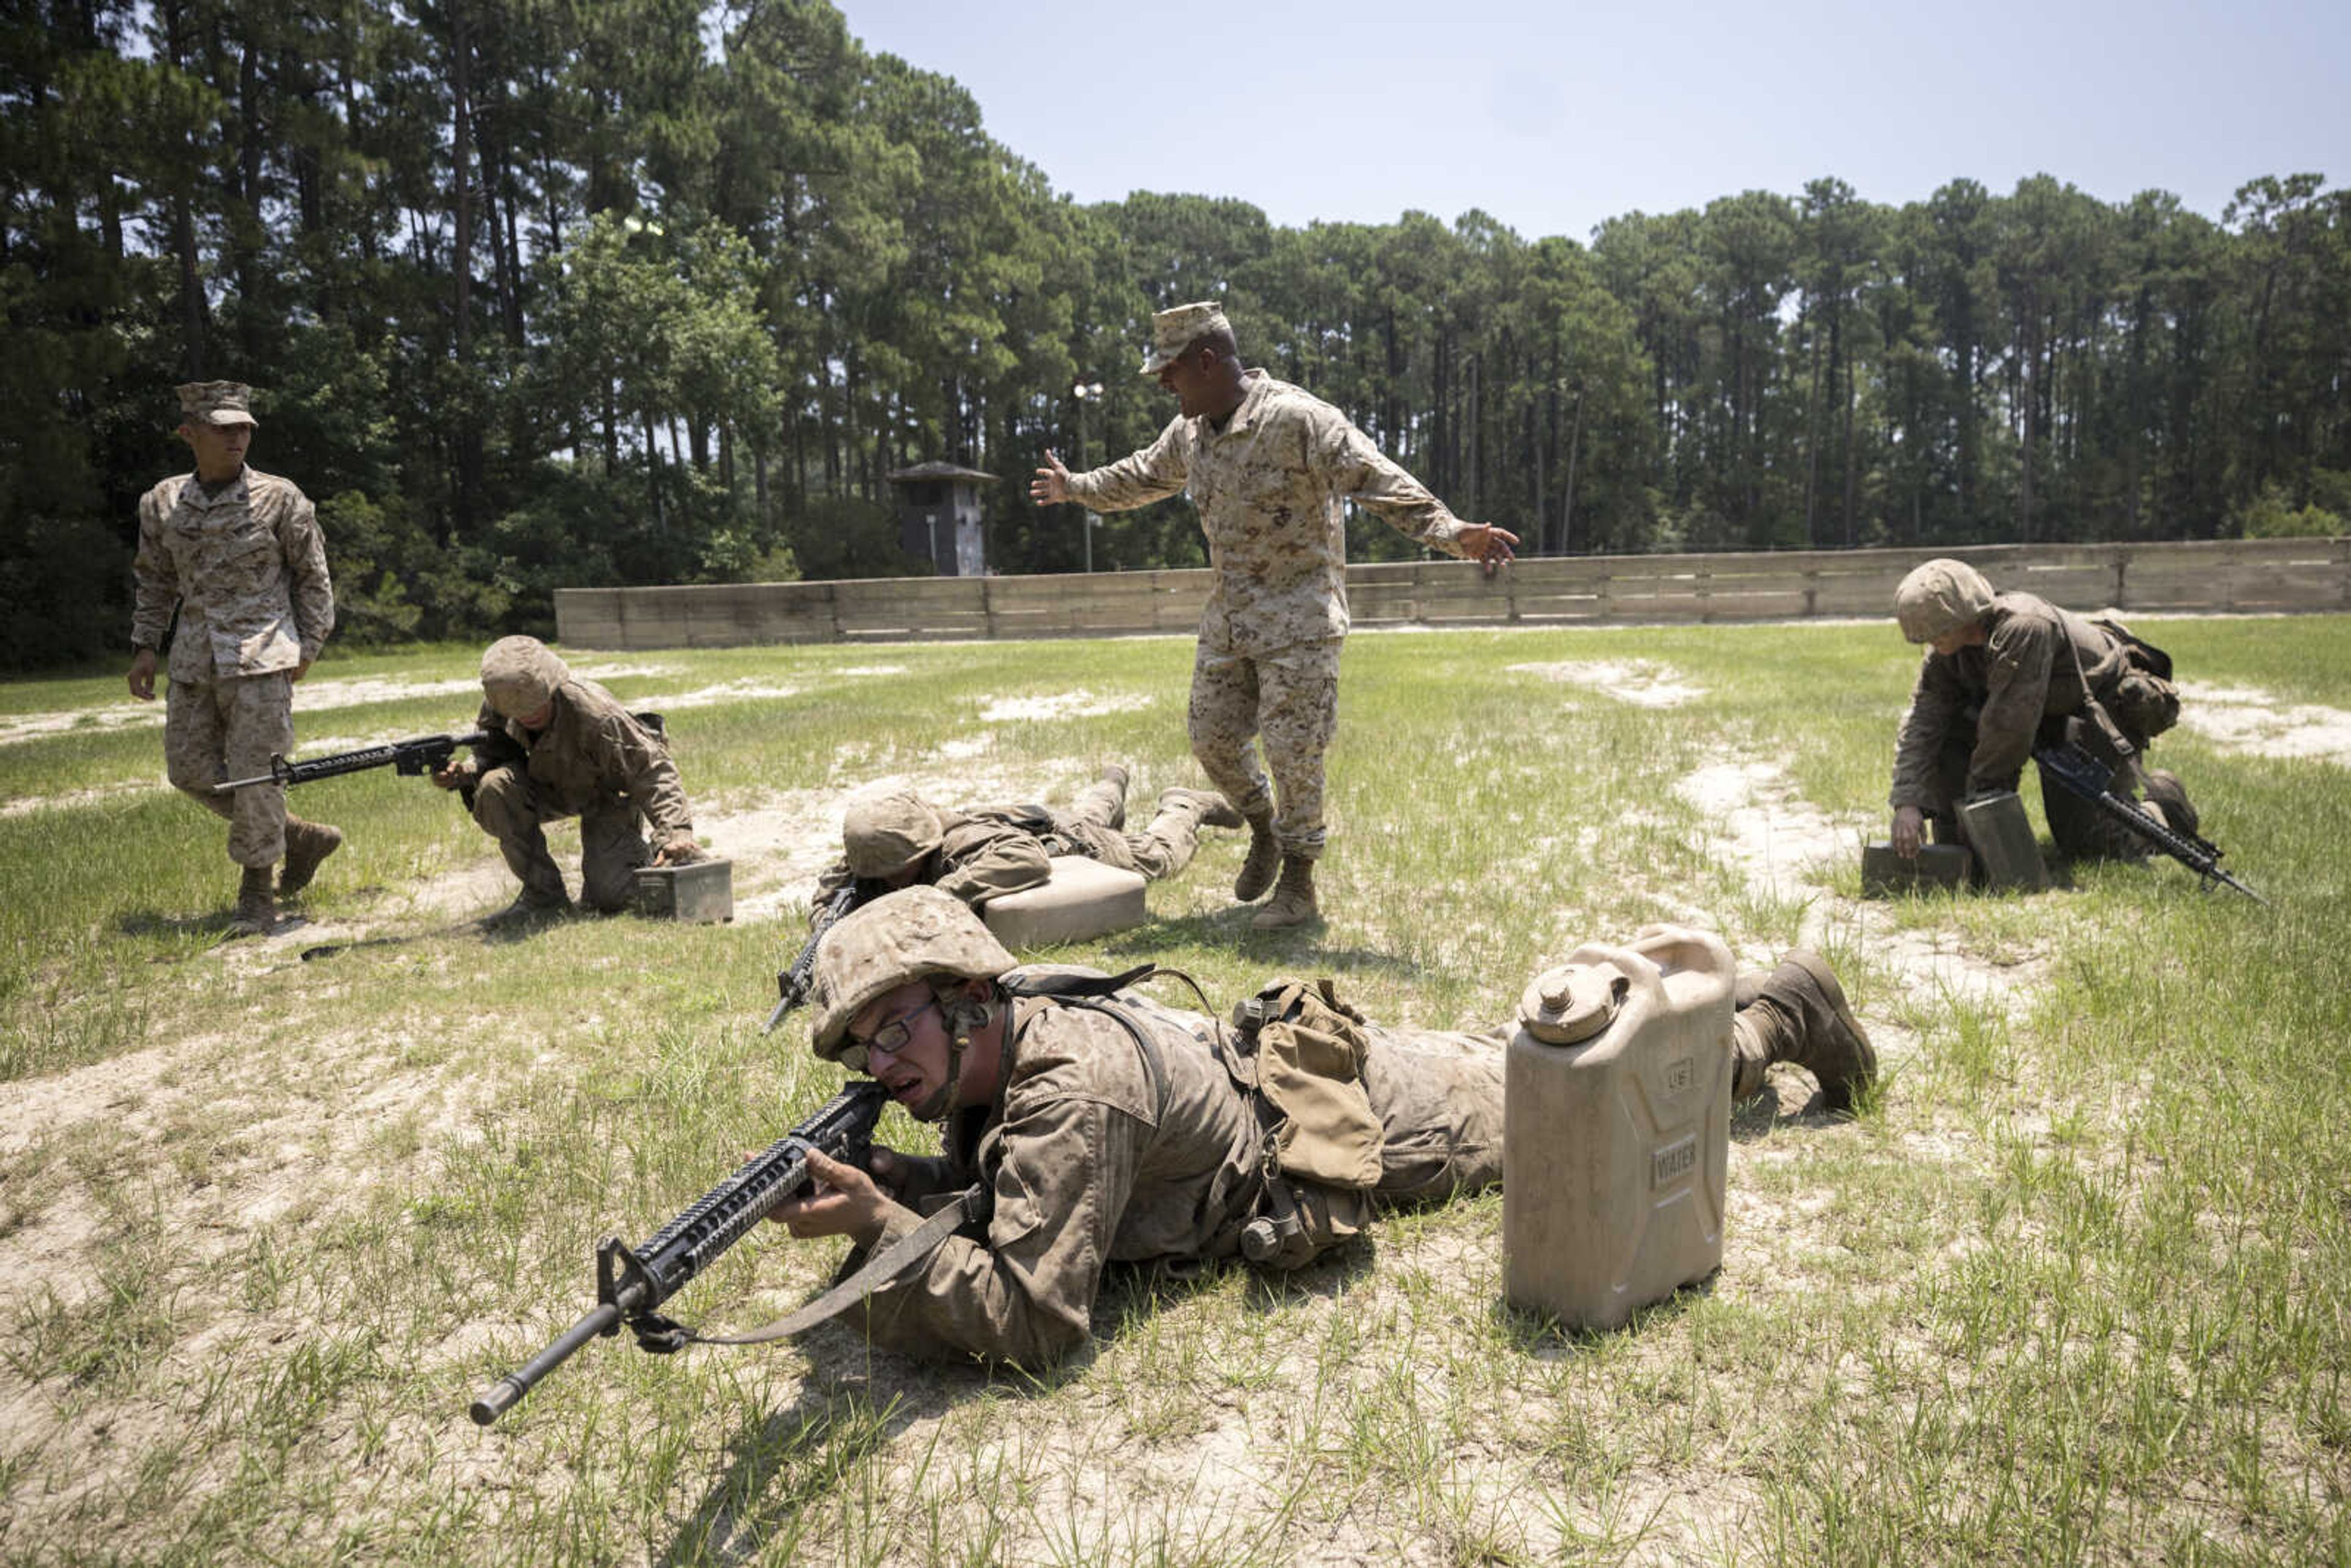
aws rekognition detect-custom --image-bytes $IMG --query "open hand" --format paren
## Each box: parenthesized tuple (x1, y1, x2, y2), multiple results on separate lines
(1458, 523, 1518, 568)
(1029, 449, 1072, 506)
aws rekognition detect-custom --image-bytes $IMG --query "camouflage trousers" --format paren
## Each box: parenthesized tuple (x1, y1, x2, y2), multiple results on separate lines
(1188, 639, 1341, 861)
(472, 767, 649, 911)
(165, 670, 294, 868)
(1361, 1026, 1507, 1201)
(1922, 711, 2151, 862)
(1051, 777, 1206, 882)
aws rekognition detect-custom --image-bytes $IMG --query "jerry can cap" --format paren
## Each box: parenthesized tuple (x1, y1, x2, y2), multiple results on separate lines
(1518, 962, 1630, 1045)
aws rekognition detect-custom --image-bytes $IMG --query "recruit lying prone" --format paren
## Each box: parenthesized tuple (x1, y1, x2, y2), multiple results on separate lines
(213, 713, 664, 793)
(2033, 741, 2265, 902)
(469, 1078, 888, 1425)
(764, 883, 860, 1033)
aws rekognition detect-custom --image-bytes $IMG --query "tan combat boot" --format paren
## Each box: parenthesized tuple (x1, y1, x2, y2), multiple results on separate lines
(1234, 812, 1281, 901)
(1160, 787, 1244, 828)
(227, 865, 277, 937)
(1737, 951, 1877, 1113)
(279, 817, 345, 898)
(1250, 855, 1319, 929)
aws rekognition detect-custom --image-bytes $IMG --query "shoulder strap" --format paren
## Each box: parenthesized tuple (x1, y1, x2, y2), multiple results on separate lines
(1001, 962, 1159, 1000)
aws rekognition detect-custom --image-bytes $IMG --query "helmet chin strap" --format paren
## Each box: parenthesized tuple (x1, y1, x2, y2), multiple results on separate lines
(908, 990, 994, 1122)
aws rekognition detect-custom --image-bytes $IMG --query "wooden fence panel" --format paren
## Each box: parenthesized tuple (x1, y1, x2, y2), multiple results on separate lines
(555, 539, 2350, 649)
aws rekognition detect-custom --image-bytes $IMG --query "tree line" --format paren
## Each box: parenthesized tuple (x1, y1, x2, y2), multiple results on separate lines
(4, 0, 2345, 670)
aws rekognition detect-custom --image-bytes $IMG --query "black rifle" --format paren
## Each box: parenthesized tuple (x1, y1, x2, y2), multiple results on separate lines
(2033, 742, 2265, 902)
(469, 1078, 888, 1426)
(764, 883, 860, 1033)
(214, 729, 489, 793)
(213, 711, 664, 793)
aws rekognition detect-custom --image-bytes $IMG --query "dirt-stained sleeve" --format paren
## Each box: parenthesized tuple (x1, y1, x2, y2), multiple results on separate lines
(1888, 655, 1965, 809)
(847, 1091, 1140, 1365)
(932, 820, 1051, 907)
(1065, 418, 1190, 513)
(1967, 613, 2057, 795)
(277, 488, 336, 661)
(1313, 406, 1465, 553)
(129, 482, 181, 650)
(598, 711, 694, 836)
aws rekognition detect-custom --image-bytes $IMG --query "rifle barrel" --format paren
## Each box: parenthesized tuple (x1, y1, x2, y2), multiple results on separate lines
(470, 1299, 626, 1426)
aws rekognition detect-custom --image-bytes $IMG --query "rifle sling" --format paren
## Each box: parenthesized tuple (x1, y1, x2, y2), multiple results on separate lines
(639, 1182, 986, 1350)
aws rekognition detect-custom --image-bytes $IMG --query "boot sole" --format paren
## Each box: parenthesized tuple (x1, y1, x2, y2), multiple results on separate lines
(1784, 950, 1877, 1109)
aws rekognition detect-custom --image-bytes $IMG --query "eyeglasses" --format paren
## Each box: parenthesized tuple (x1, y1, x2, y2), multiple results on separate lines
(839, 997, 936, 1073)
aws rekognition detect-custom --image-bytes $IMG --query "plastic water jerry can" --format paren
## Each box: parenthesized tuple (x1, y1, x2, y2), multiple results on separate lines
(1502, 925, 1735, 1332)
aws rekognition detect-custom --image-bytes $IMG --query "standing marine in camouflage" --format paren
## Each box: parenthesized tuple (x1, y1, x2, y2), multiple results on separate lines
(811, 766, 1243, 918)
(1888, 558, 2196, 865)
(1030, 303, 1518, 930)
(765, 887, 1877, 1367)
(430, 637, 700, 924)
(128, 381, 340, 937)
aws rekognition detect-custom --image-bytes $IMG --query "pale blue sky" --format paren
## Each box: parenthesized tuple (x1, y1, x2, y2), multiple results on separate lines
(839, 0, 2345, 238)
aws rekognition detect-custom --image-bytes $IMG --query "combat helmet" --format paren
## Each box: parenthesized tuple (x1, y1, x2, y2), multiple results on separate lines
(1894, 558, 1995, 643)
(841, 791, 945, 879)
(808, 885, 1014, 1063)
(480, 636, 570, 719)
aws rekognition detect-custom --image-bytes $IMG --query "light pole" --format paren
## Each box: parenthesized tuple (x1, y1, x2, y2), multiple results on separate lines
(1073, 380, 1104, 572)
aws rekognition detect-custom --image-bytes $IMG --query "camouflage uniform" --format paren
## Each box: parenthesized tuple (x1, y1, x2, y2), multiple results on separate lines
(814, 776, 1215, 913)
(130, 416, 334, 869)
(841, 982, 1506, 1367)
(457, 640, 694, 911)
(1891, 587, 2171, 860)
(1066, 369, 1471, 860)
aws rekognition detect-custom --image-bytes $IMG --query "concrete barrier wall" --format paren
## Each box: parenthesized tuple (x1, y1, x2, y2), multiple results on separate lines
(556, 538, 2351, 649)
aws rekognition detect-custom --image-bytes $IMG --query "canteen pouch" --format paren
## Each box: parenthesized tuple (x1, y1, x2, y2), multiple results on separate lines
(2091, 618, 2181, 739)
(1239, 1175, 1377, 1270)
(1232, 977, 1386, 1191)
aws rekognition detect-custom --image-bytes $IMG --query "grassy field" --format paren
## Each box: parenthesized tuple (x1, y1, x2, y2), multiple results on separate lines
(1, 617, 2346, 1566)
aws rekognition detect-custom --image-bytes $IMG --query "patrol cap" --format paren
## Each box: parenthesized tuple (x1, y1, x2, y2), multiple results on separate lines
(842, 792, 945, 879)
(177, 381, 260, 429)
(480, 635, 569, 719)
(1140, 301, 1231, 376)
(1894, 558, 1996, 643)
(807, 886, 1016, 1062)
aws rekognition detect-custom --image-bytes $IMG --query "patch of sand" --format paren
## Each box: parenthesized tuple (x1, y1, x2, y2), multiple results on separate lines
(2175, 681, 2351, 767)
(1506, 659, 1704, 707)
(0, 663, 679, 750)
(0, 779, 162, 817)
(640, 679, 803, 711)
(1674, 757, 2050, 1016)
(978, 691, 1154, 723)
(0, 704, 164, 746)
